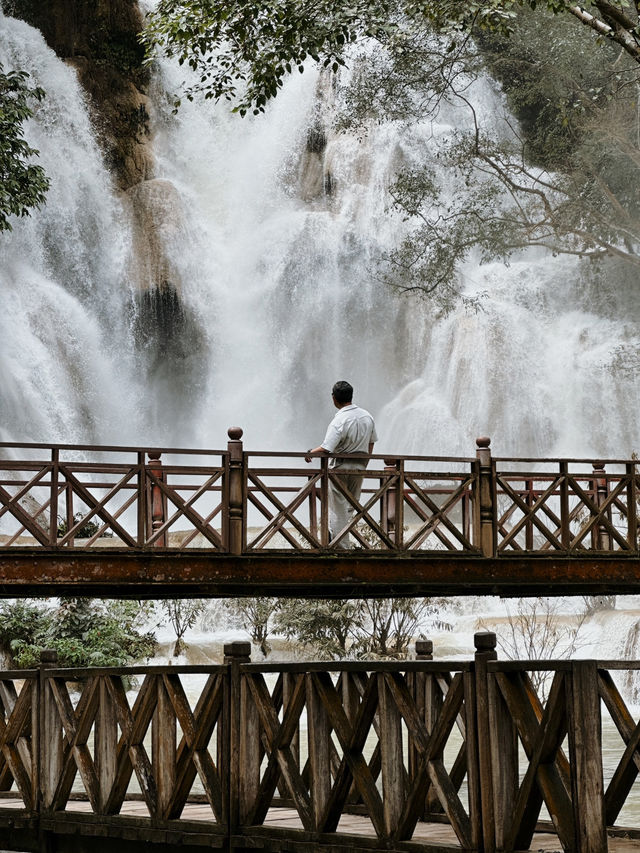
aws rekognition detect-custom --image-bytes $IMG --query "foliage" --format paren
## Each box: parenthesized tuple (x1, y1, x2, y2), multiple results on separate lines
(0, 600, 47, 664)
(0, 598, 156, 669)
(56, 513, 107, 539)
(353, 597, 450, 658)
(0, 61, 49, 232)
(143, 2, 640, 307)
(335, 4, 640, 303)
(161, 599, 207, 657)
(223, 597, 279, 657)
(479, 597, 588, 698)
(142, 1, 640, 116)
(274, 598, 364, 659)
(274, 596, 450, 659)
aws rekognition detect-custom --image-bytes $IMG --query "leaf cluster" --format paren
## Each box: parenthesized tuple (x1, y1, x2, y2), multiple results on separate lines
(0, 61, 49, 232)
(0, 599, 157, 669)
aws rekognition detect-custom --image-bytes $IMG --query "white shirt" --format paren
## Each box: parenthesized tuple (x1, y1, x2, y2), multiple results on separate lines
(321, 404, 378, 465)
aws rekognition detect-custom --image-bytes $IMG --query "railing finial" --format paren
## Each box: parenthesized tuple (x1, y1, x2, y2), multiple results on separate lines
(224, 641, 251, 663)
(474, 631, 497, 654)
(228, 427, 243, 441)
(415, 639, 433, 660)
(476, 436, 491, 449)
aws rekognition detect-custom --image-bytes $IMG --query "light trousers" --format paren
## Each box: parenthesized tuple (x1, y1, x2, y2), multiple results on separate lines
(329, 461, 367, 549)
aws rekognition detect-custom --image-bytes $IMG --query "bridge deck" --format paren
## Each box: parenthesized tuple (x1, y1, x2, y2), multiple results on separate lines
(0, 799, 626, 853)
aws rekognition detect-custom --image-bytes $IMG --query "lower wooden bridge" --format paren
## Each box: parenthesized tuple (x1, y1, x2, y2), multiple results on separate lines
(0, 635, 638, 853)
(1, 431, 640, 597)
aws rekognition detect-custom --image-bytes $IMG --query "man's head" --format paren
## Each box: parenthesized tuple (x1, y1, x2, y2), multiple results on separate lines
(332, 380, 353, 406)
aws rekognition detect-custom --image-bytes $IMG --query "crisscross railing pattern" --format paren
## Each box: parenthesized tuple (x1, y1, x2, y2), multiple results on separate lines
(485, 656, 640, 853)
(42, 665, 227, 822)
(235, 660, 478, 846)
(243, 452, 478, 552)
(0, 444, 227, 551)
(4, 643, 640, 852)
(495, 461, 640, 554)
(1, 435, 639, 560)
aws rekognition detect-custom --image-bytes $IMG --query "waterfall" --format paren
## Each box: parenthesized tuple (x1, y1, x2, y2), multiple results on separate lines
(2, 6, 640, 458)
(0, 11, 144, 445)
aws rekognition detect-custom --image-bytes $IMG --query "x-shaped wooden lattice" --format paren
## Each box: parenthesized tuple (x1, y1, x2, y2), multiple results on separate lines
(0, 678, 35, 808)
(492, 670, 574, 851)
(145, 470, 225, 548)
(402, 476, 476, 551)
(599, 669, 640, 826)
(47, 673, 226, 820)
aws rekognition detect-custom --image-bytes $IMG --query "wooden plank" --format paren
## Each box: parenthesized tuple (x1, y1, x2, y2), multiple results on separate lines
(152, 674, 176, 819)
(378, 672, 404, 837)
(95, 678, 118, 814)
(488, 666, 518, 851)
(567, 661, 607, 853)
(307, 673, 331, 830)
(240, 670, 262, 823)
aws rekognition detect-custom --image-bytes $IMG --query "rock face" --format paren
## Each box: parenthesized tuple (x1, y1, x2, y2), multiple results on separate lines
(5, 0, 152, 190)
(127, 178, 186, 294)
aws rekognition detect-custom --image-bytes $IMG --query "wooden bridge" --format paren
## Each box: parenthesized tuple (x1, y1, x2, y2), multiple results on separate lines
(1, 430, 639, 597)
(0, 634, 638, 853)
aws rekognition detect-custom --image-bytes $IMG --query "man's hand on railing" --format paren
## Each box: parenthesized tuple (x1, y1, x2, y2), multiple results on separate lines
(305, 446, 327, 463)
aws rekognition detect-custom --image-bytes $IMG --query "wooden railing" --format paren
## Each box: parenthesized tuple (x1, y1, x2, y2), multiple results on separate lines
(1, 431, 639, 556)
(0, 637, 639, 852)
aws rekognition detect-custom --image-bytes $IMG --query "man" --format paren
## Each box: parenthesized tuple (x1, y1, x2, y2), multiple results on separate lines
(306, 381, 377, 549)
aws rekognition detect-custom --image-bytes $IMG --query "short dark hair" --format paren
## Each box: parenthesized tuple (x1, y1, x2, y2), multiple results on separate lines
(332, 381, 353, 404)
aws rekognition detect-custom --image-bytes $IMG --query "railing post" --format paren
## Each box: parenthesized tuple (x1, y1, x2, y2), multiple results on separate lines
(137, 451, 146, 546)
(49, 448, 59, 546)
(148, 452, 167, 547)
(627, 461, 638, 550)
(474, 631, 497, 853)
(382, 459, 403, 548)
(95, 676, 117, 814)
(592, 462, 611, 551)
(39, 650, 62, 811)
(567, 660, 606, 853)
(153, 673, 176, 819)
(382, 460, 396, 536)
(410, 640, 438, 819)
(320, 456, 330, 547)
(227, 428, 244, 556)
(474, 437, 496, 557)
(225, 640, 252, 836)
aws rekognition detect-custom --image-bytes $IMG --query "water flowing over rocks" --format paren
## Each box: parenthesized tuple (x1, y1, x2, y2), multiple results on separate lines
(4, 0, 152, 190)
(3, 4, 640, 452)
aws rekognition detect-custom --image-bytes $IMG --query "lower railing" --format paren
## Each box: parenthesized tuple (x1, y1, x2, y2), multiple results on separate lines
(0, 638, 639, 851)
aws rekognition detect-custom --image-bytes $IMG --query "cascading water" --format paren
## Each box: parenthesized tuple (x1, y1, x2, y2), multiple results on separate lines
(3, 6, 640, 666)
(0, 11, 148, 445)
(3, 6, 640, 456)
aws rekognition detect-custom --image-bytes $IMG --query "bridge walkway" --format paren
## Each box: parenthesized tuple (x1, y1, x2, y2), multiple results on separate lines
(0, 797, 616, 853)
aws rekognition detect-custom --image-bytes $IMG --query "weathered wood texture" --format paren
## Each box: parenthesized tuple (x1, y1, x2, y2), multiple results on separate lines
(4, 644, 640, 852)
(1, 436, 638, 562)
